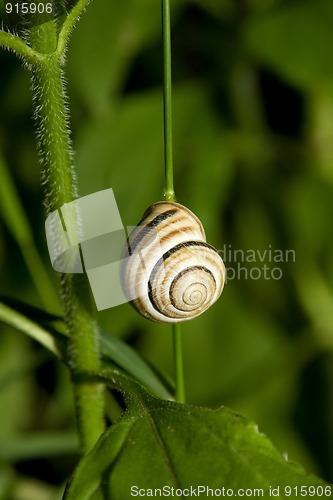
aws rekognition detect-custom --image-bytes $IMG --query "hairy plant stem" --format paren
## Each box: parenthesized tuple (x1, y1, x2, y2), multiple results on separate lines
(161, 0, 185, 403)
(28, 19, 105, 452)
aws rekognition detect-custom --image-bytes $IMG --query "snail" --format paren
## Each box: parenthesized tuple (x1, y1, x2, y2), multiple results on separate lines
(120, 201, 225, 323)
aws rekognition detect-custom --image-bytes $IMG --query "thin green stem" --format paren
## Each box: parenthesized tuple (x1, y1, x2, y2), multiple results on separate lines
(0, 30, 43, 65)
(56, 0, 92, 57)
(161, 0, 185, 403)
(172, 324, 185, 403)
(161, 0, 175, 201)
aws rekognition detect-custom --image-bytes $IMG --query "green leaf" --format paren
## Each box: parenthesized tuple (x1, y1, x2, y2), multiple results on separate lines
(64, 371, 332, 500)
(100, 335, 172, 400)
(0, 300, 65, 357)
(0, 298, 171, 399)
(243, 0, 333, 88)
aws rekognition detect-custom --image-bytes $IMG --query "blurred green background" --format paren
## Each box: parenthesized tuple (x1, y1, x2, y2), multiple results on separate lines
(1, 0, 333, 497)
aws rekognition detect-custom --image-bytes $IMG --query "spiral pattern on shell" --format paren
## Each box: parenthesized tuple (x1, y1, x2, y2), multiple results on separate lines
(120, 201, 225, 323)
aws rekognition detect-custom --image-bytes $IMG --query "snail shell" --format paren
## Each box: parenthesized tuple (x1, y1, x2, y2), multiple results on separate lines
(121, 201, 225, 323)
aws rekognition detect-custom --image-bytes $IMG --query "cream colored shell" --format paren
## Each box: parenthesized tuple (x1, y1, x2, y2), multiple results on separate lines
(121, 201, 225, 323)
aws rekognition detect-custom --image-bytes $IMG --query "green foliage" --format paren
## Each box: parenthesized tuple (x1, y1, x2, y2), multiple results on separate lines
(64, 372, 331, 499)
(1, 299, 332, 497)
(244, 0, 333, 88)
(0, 297, 171, 398)
(100, 334, 172, 400)
(0, 0, 333, 496)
